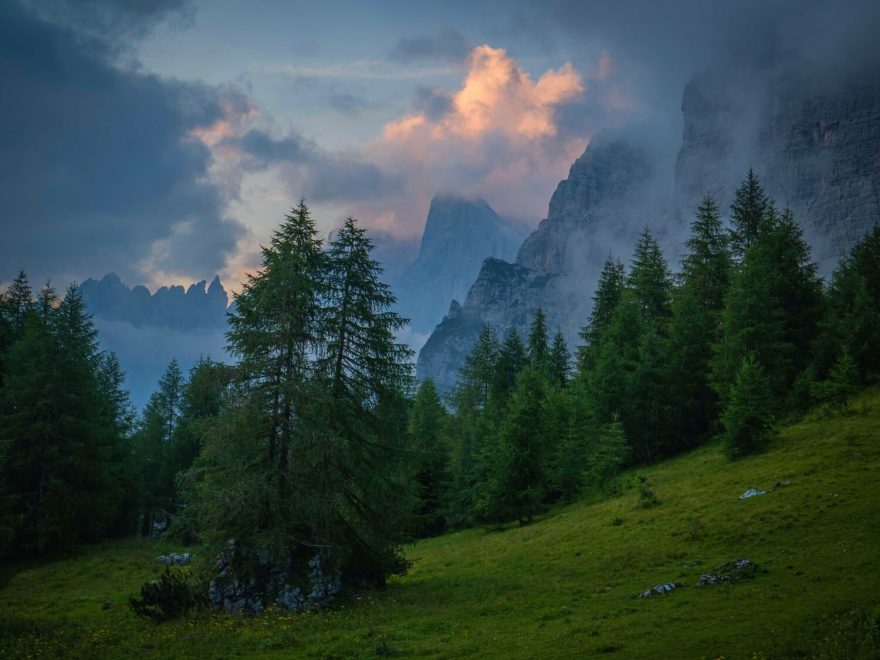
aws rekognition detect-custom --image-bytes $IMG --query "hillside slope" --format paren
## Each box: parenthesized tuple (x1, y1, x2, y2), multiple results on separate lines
(3, 391, 880, 658)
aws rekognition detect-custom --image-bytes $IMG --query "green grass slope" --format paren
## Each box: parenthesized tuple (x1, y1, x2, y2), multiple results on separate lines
(3, 390, 880, 659)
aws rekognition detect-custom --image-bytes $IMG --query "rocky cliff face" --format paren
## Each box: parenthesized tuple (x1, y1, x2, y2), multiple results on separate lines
(417, 134, 664, 392)
(675, 69, 880, 274)
(394, 195, 528, 338)
(418, 66, 880, 392)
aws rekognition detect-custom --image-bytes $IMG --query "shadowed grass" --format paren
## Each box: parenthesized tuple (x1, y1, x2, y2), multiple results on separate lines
(2, 390, 880, 658)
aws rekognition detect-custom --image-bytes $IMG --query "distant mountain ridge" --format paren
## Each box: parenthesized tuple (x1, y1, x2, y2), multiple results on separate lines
(80, 273, 229, 331)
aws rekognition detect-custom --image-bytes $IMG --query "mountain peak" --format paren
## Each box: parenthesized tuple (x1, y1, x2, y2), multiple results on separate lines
(395, 195, 530, 336)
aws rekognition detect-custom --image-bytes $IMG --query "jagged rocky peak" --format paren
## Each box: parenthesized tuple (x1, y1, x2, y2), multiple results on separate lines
(80, 273, 229, 330)
(395, 194, 529, 337)
(517, 132, 658, 274)
(415, 133, 665, 392)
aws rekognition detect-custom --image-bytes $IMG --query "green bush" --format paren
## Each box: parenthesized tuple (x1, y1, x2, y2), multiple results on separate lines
(128, 567, 206, 623)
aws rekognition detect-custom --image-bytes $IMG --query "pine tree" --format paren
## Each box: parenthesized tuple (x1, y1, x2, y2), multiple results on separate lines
(667, 196, 732, 449)
(812, 349, 859, 412)
(190, 209, 414, 583)
(712, 204, 821, 408)
(447, 325, 500, 528)
(527, 308, 550, 374)
(729, 168, 769, 261)
(578, 256, 625, 373)
(4, 270, 33, 334)
(587, 417, 628, 491)
(226, 199, 325, 492)
(310, 215, 414, 575)
(0, 284, 124, 553)
(134, 359, 186, 536)
(408, 379, 450, 537)
(490, 328, 525, 404)
(549, 331, 570, 389)
(820, 222, 880, 381)
(627, 229, 672, 325)
(453, 325, 499, 413)
(485, 368, 547, 525)
(721, 354, 775, 459)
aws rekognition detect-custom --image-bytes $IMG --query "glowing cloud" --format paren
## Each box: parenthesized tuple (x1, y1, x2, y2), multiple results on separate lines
(366, 45, 592, 236)
(384, 45, 584, 143)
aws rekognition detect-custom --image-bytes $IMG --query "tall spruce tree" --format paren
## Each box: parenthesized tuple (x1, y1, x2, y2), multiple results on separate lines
(821, 222, 880, 381)
(310, 216, 414, 575)
(667, 196, 732, 449)
(491, 328, 526, 405)
(577, 257, 625, 373)
(627, 229, 672, 324)
(527, 308, 550, 375)
(729, 169, 769, 261)
(549, 331, 570, 389)
(190, 209, 413, 583)
(134, 359, 186, 536)
(626, 229, 674, 461)
(408, 379, 450, 537)
(484, 367, 547, 525)
(721, 355, 775, 459)
(0, 284, 124, 554)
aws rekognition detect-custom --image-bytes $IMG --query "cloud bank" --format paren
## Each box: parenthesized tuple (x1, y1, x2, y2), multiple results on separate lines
(0, 1, 247, 288)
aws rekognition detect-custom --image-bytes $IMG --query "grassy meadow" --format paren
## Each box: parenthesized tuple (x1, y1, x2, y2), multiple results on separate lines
(2, 391, 880, 659)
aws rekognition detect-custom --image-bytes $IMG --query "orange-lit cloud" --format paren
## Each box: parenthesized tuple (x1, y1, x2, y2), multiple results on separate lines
(362, 45, 593, 236)
(384, 45, 584, 144)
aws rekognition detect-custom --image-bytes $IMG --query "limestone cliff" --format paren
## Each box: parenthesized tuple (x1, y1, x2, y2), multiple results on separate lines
(418, 66, 880, 392)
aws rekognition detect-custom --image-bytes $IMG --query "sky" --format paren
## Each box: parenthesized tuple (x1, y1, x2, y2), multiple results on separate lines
(2, 0, 879, 293)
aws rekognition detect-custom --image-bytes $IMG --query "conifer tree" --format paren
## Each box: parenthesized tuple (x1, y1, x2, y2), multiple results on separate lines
(812, 349, 859, 412)
(667, 196, 732, 448)
(191, 209, 414, 582)
(490, 328, 525, 405)
(577, 257, 625, 373)
(821, 222, 880, 380)
(549, 331, 570, 389)
(310, 215, 414, 574)
(453, 325, 499, 413)
(4, 270, 33, 334)
(135, 359, 186, 536)
(721, 355, 775, 459)
(627, 229, 672, 324)
(226, 200, 325, 491)
(527, 308, 550, 374)
(729, 168, 769, 260)
(447, 325, 500, 527)
(484, 368, 547, 525)
(0, 284, 124, 553)
(587, 416, 628, 491)
(408, 379, 450, 537)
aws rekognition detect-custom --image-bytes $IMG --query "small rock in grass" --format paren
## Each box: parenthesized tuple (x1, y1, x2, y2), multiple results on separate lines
(639, 582, 682, 598)
(739, 488, 768, 500)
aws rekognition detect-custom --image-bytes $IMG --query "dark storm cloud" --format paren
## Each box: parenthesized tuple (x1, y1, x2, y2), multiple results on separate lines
(227, 130, 404, 203)
(520, 0, 880, 108)
(0, 1, 246, 285)
(23, 0, 194, 49)
(233, 129, 315, 165)
(388, 28, 471, 64)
